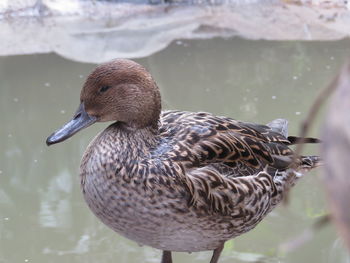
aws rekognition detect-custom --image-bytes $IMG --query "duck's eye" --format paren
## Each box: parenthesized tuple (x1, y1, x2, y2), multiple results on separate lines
(99, 86, 111, 93)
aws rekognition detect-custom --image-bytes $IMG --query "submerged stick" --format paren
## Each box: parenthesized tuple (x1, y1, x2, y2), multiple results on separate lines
(291, 72, 339, 167)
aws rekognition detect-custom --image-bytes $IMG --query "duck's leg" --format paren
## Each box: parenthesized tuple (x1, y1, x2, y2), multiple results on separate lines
(209, 243, 225, 263)
(161, 250, 172, 263)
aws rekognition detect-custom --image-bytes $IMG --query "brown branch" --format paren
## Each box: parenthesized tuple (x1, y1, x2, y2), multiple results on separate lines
(291, 69, 340, 167)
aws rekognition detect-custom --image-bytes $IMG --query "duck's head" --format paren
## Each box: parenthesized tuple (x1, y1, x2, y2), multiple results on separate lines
(46, 59, 161, 146)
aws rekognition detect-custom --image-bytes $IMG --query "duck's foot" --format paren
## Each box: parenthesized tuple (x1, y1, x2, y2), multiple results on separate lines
(210, 243, 225, 263)
(161, 250, 172, 263)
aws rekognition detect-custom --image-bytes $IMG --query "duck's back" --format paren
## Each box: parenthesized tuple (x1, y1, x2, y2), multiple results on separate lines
(159, 110, 298, 177)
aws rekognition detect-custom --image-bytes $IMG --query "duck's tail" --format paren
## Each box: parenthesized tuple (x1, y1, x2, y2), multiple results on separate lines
(270, 155, 322, 206)
(287, 136, 322, 145)
(298, 155, 323, 173)
(267, 119, 322, 145)
(287, 135, 322, 173)
(267, 118, 322, 172)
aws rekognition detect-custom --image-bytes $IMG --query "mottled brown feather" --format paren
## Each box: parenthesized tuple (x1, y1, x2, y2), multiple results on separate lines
(80, 110, 321, 252)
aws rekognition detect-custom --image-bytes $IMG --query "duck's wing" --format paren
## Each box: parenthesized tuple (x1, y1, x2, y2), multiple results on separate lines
(184, 165, 280, 218)
(159, 111, 295, 177)
(158, 111, 321, 219)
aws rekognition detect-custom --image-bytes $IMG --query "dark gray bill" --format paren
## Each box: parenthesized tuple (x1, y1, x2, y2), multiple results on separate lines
(46, 102, 97, 146)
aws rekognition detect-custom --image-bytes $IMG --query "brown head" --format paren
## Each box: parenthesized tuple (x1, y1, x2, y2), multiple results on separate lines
(46, 59, 161, 145)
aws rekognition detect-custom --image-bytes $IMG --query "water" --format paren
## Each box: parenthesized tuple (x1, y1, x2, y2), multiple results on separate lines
(1, 38, 350, 263)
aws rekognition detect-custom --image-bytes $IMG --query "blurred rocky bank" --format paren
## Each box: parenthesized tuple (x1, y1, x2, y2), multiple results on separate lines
(0, 0, 349, 63)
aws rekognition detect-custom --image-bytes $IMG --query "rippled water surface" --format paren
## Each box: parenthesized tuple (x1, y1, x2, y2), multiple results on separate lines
(1, 38, 350, 263)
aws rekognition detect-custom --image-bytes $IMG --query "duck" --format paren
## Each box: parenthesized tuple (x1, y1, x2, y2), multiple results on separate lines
(46, 59, 321, 263)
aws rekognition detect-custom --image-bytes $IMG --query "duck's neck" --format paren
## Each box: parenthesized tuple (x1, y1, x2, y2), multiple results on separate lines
(80, 122, 160, 188)
(103, 122, 159, 162)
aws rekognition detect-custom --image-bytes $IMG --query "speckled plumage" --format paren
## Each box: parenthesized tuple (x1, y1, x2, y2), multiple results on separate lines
(80, 111, 320, 253)
(47, 59, 321, 263)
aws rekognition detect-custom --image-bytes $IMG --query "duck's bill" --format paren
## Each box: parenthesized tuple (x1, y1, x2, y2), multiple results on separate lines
(46, 102, 97, 146)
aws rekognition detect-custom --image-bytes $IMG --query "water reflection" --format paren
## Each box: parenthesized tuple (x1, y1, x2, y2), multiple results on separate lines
(0, 37, 350, 263)
(39, 169, 73, 228)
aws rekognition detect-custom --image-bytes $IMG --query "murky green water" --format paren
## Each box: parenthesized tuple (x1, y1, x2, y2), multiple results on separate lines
(1, 38, 350, 263)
